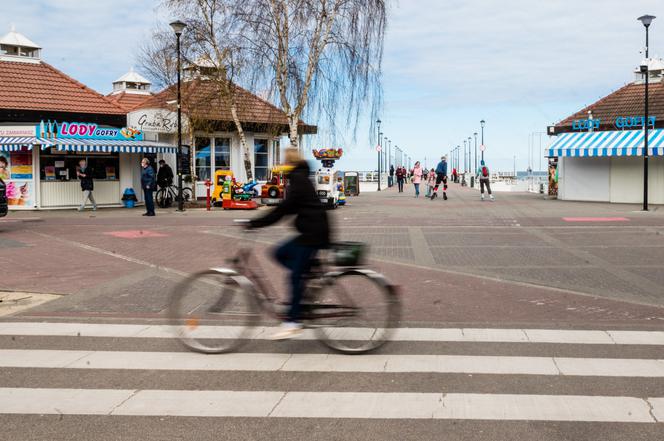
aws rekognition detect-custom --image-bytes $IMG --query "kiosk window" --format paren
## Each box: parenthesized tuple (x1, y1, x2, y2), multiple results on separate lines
(254, 139, 269, 181)
(39, 151, 119, 181)
(214, 138, 231, 171)
(195, 137, 211, 181)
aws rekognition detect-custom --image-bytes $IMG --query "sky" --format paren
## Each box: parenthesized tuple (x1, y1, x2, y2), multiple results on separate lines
(2, 0, 664, 172)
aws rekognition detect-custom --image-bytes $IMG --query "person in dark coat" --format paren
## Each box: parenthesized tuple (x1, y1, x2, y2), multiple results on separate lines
(141, 158, 156, 216)
(250, 148, 331, 340)
(77, 159, 96, 211)
(157, 160, 174, 189)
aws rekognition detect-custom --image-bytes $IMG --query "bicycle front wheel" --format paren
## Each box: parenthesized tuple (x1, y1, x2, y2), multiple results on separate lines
(156, 188, 172, 208)
(169, 269, 260, 353)
(314, 269, 400, 353)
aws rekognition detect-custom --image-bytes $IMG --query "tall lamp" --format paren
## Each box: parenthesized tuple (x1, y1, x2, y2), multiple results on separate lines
(376, 119, 382, 191)
(638, 14, 656, 211)
(480, 119, 486, 162)
(170, 20, 187, 212)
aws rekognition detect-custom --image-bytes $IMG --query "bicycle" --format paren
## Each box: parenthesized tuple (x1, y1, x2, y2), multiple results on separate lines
(156, 184, 193, 208)
(168, 220, 401, 354)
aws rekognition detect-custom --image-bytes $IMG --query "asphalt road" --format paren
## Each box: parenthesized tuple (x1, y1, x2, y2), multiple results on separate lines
(1, 182, 664, 440)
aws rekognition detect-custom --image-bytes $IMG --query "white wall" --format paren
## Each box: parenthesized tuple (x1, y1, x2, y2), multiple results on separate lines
(558, 157, 610, 202)
(610, 156, 664, 204)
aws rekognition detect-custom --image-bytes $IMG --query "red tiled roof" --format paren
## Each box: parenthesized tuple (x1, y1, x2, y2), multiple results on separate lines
(135, 79, 316, 132)
(0, 59, 125, 115)
(555, 81, 664, 133)
(106, 91, 152, 112)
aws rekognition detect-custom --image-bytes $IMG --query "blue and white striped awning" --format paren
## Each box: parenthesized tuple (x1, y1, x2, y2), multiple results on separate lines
(0, 136, 53, 151)
(52, 138, 178, 154)
(547, 129, 664, 157)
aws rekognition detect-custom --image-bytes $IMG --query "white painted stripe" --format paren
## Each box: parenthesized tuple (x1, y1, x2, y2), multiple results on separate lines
(3, 350, 664, 377)
(0, 388, 657, 422)
(2, 322, 664, 345)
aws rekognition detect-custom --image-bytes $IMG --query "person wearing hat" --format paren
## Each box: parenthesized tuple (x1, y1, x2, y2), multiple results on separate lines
(430, 155, 448, 200)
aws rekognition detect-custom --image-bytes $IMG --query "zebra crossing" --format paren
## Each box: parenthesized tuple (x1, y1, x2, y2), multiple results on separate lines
(1, 321, 663, 425)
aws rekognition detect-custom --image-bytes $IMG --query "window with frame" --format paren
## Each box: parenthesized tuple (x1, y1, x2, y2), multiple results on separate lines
(254, 139, 269, 181)
(214, 138, 231, 171)
(195, 137, 211, 181)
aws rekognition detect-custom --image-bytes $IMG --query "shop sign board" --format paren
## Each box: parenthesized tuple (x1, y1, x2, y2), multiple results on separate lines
(572, 119, 601, 131)
(614, 116, 656, 129)
(35, 120, 144, 141)
(0, 126, 35, 137)
(128, 109, 184, 134)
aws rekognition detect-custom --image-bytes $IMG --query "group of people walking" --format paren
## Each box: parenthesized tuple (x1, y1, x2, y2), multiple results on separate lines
(390, 156, 494, 201)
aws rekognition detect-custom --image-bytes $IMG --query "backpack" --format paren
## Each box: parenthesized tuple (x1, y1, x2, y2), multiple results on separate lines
(481, 166, 489, 178)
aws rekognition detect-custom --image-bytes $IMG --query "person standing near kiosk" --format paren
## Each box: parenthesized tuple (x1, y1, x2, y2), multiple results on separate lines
(141, 158, 156, 216)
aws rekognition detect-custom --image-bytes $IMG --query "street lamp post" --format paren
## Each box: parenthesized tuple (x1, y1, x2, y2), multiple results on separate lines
(463, 140, 468, 173)
(468, 137, 472, 174)
(376, 119, 382, 191)
(473, 132, 478, 174)
(170, 20, 187, 212)
(638, 14, 656, 211)
(480, 119, 486, 162)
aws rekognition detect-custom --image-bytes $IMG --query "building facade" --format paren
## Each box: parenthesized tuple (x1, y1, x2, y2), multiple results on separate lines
(547, 58, 664, 204)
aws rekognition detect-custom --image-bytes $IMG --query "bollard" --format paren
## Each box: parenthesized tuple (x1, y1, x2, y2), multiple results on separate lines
(205, 179, 212, 211)
(470, 176, 475, 188)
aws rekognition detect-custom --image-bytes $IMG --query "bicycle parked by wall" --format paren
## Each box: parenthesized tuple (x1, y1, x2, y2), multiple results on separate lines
(169, 220, 401, 354)
(156, 184, 193, 208)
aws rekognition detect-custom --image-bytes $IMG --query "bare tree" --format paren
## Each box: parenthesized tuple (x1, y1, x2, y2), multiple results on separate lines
(141, 0, 255, 180)
(236, 0, 387, 150)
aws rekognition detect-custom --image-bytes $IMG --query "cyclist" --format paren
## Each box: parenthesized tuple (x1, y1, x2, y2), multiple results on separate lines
(249, 148, 331, 340)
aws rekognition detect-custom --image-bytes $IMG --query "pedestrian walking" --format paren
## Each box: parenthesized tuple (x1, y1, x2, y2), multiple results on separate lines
(395, 166, 405, 193)
(425, 168, 436, 197)
(411, 161, 423, 197)
(141, 157, 156, 216)
(430, 156, 448, 201)
(76, 159, 96, 211)
(452, 167, 458, 183)
(477, 160, 495, 201)
(389, 164, 395, 187)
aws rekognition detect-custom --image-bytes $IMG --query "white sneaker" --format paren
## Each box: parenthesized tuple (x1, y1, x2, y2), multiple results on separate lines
(481, 195, 485, 201)
(270, 322, 303, 340)
(490, 195, 495, 201)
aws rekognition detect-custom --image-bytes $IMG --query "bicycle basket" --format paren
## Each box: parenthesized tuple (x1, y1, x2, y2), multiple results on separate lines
(331, 241, 366, 267)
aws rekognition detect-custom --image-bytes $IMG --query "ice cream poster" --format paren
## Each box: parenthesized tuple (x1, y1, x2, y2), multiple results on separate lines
(5, 180, 33, 207)
(9, 151, 33, 179)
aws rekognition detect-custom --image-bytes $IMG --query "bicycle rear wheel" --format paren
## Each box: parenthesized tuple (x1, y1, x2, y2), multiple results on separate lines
(314, 269, 400, 353)
(169, 269, 260, 353)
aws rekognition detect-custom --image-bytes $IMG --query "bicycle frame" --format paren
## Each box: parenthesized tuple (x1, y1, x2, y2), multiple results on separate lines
(226, 231, 360, 323)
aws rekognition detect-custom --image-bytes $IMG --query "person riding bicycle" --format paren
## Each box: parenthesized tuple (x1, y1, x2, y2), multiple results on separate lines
(157, 160, 174, 190)
(249, 148, 331, 340)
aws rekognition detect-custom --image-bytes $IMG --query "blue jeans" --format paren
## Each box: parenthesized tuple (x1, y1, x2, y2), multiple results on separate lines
(274, 238, 318, 322)
(414, 183, 420, 196)
(144, 188, 155, 215)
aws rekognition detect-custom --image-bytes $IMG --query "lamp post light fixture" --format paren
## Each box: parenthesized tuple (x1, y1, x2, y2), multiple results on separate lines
(638, 14, 656, 211)
(169, 19, 187, 212)
(480, 119, 486, 162)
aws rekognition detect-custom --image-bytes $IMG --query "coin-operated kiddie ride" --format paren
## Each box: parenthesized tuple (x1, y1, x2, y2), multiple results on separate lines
(313, 148, 343, 209)
(212, 170, 259, 210)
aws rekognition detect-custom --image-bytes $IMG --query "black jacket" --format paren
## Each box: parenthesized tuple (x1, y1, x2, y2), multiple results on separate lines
(78, 167, 93, 191)
(250, 161, 330, 247)
(157, 164, 174, 187)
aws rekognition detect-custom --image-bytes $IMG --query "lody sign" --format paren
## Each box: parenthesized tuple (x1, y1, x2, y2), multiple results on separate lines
(36, 120, 143, 141)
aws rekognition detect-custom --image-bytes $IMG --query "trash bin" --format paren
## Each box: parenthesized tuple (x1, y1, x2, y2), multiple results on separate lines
(470, 176, 475, 188)
(122, 188, 138, 208)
